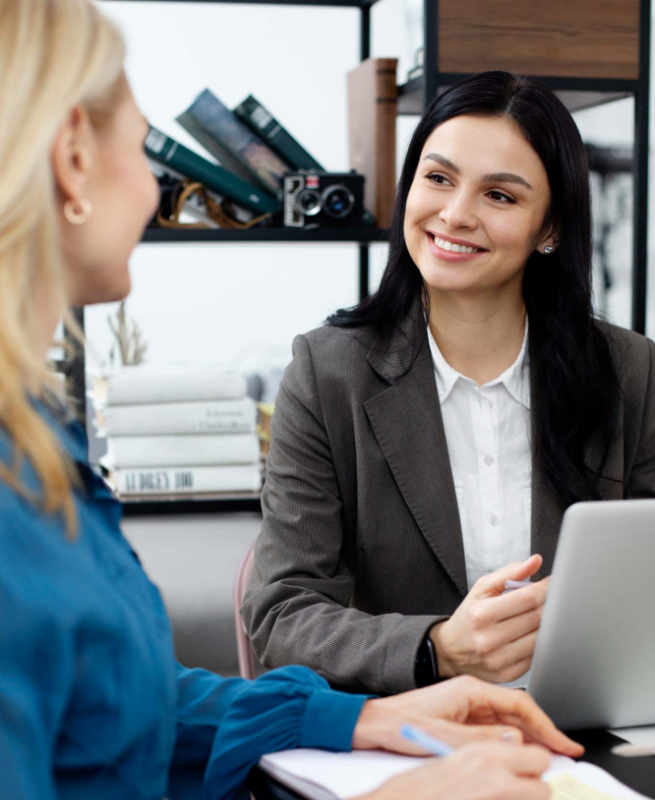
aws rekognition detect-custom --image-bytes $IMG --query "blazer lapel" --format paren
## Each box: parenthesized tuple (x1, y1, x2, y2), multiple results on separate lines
(530, 457, 565, 579)
(364, 302, 468, 597)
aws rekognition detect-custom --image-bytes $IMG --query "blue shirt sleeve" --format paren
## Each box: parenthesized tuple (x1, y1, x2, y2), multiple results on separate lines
(0, 496, 74, 800)
(172, 663, 369, 800)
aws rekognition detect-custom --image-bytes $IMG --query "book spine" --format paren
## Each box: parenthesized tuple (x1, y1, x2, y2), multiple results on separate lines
(176, 110, 262, 189)
(145, 125, 279, 215)
(106, 399, 257, 437)
(115, 464, 262, 495)
(108, 433, 261, 468)
(181, 90, 289, 196)
(347, 58, 398, 229)
(234, 95, 325, 172)
(107, 371, 247, 406)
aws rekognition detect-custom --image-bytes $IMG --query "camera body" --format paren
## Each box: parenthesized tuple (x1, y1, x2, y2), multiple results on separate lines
(283, 171, 364, 229)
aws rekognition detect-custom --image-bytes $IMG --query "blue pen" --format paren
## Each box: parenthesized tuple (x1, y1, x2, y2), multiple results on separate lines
(400, 724, 454, 757)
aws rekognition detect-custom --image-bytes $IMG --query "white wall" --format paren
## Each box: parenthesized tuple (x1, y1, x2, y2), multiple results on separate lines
(86, 0, 655, 379)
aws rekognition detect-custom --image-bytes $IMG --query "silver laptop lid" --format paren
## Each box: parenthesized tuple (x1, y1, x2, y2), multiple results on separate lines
(528, 499, 655, 730)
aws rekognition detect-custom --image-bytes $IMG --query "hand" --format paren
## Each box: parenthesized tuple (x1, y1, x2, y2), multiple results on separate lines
(431, 554, 549, 682)
(357, 742, 553, 800)
(352, 674, 583, 757)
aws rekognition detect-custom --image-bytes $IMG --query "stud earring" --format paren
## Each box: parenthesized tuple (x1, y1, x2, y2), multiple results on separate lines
(544, 245, 554, 255)
(63, 198, 93, 226)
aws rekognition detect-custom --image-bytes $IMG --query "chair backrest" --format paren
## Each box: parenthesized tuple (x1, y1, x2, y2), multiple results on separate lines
(233, 541, 257, 680)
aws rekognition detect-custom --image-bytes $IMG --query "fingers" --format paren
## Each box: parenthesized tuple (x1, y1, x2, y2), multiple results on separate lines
(466, 681, 584, 757)
(489, 630, 538, 673)
(501, 777, 552, 800)
(473, 555, 543, 599)
(460, 741, 552, 776)
(488, 580, 549, 623)
(372, 741, 553, 800)
(476, 607, 542, 655)
(429, 720, 524, 747)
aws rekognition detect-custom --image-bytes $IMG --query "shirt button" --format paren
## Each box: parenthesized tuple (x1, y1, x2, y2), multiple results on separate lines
(489, 514, 500, 526)
(483, 454, 495, 466)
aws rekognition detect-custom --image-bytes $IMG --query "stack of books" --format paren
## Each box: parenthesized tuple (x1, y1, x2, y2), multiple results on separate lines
(103, 366, 262, 501)
(146, 89, 326, 226)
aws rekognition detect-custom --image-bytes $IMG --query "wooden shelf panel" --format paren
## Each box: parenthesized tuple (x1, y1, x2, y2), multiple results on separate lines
(397, 75, 636, 116)
(141, 227, 389, 244)
(438, 0, 640, 81)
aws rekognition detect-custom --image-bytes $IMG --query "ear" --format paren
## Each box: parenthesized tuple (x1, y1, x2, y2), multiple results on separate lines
(50, 104, 95, 203)
(536, 216, 560, 255)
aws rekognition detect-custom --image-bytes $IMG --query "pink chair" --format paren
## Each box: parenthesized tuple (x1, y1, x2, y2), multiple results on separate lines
(233, 541, 257, 680)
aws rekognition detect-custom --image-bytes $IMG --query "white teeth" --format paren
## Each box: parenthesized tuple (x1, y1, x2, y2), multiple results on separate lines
(432, 235, 480, 254)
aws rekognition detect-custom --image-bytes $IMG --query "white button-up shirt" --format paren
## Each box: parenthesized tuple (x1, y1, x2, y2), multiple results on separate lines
(427, 323, 532, 591)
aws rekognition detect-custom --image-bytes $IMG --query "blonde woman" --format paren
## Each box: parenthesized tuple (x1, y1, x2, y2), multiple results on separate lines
(0, 1, 582, 798)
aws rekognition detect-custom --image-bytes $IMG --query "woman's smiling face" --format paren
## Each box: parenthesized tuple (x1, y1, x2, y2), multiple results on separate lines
(403, 114, 556, 297)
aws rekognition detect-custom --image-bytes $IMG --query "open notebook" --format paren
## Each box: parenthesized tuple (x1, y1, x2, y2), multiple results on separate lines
(259, 749, 650, 800)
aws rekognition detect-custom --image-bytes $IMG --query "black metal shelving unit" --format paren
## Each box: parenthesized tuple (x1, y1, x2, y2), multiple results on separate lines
(87, 0, 650, 517)
(84, 0, 388, 516)
(141, 227, 387, 243)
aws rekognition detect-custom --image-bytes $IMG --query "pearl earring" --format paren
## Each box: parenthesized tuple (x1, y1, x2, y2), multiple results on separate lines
(64, 198, 93, 225)
(544, 245, 554, 254)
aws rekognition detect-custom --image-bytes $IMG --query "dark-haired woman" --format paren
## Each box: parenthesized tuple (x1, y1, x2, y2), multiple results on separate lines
(243, 71, 655, 696)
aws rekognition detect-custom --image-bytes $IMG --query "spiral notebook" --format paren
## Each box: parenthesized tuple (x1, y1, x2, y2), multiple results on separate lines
(259, 749, 649, 800)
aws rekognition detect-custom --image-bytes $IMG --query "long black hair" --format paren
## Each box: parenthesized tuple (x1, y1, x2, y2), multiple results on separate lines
(329, 70, 620, 508)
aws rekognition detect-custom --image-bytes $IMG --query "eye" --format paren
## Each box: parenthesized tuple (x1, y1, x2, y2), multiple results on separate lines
(487, 190, 516, 204)
(426, 172, 453, 186)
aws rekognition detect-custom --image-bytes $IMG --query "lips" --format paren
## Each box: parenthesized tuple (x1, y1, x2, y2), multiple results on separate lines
(428, 232, 486, 253)
(424, 231, 488, 262)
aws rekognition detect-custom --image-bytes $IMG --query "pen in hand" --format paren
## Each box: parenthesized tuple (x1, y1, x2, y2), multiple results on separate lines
(400, 725, 454, 757)
(503, 580, 532, 593)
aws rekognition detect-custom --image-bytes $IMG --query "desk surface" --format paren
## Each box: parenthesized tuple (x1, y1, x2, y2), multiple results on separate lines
(168, 729, 655, 800)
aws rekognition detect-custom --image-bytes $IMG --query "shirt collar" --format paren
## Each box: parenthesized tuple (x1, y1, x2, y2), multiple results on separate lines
(427, 319, 531, 409)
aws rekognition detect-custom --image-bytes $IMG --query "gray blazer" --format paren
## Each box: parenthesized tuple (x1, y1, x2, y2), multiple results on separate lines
(242, 302, 655, 695)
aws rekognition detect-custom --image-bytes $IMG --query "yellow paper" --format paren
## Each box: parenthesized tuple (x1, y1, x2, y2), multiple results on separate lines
(549, 773, 623, 800)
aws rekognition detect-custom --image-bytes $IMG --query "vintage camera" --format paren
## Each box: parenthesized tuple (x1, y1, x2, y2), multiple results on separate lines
(283, 171, 364, 229)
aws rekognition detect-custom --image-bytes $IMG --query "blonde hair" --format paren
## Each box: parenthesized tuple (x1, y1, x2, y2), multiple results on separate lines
(0, 0, 126, 532)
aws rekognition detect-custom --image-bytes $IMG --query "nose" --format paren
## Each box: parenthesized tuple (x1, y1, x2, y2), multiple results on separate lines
(439, 188, 478, 232)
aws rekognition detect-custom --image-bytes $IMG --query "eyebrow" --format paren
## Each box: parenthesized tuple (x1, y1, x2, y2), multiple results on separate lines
(422, 153, 533, 191)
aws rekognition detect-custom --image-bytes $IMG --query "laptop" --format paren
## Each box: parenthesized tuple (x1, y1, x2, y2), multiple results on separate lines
(527, 498, 655, 730)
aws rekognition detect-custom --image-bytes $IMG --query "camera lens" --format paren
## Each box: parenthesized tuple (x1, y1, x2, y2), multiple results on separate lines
(322, 185, 355, 219)
(295, 188, 322, 216)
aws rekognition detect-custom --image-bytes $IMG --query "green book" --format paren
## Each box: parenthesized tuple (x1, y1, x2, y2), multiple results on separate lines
(178, 89, 289, 197)
(144, 125, 279, 216)
(234, 95, 325, 173)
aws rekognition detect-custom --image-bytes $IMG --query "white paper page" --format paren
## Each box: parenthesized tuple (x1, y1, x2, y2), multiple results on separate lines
(260, 750, 423, 800)
(554, 762, 649, 799)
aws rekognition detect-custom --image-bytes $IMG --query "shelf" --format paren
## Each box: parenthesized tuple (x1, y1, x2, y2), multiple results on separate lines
(398, 74, 638, 116)
(121, 492, 262, 516)
(102, 0, 381, 8)
(141, 226, 389, 244)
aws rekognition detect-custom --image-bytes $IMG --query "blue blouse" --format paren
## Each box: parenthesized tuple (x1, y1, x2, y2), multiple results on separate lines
(0, 405, 368, 800)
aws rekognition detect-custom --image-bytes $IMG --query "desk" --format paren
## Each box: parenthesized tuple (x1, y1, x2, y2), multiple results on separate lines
(568, 729, 655, 797)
